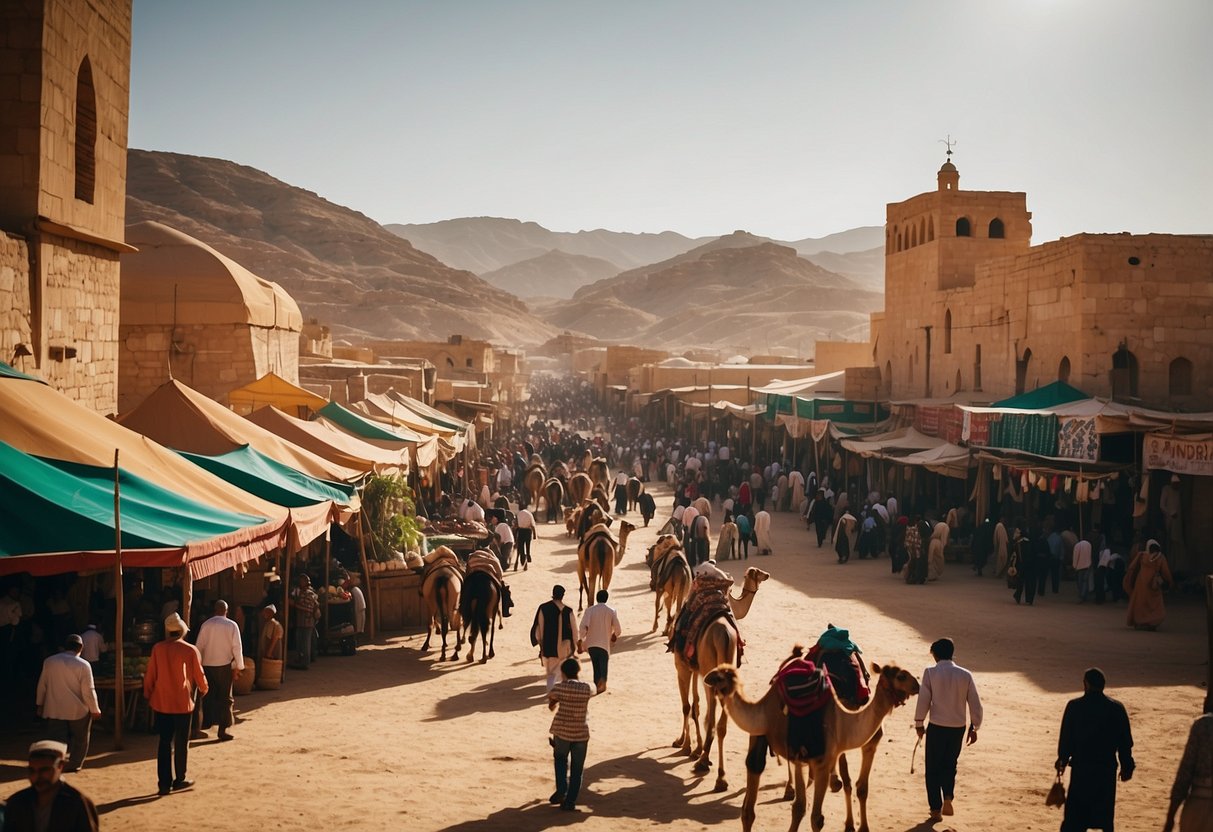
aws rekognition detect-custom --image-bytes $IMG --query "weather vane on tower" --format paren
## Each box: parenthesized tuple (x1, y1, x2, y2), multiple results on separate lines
(939, 134, 957, 161)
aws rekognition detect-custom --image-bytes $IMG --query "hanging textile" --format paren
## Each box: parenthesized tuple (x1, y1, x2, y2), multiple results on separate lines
(1057, 416, 1100, 461)
(988, 413, 1059, 457)
(962, 411, 992, 446)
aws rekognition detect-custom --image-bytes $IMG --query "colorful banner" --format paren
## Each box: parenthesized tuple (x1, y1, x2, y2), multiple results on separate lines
(1143, 434, 1213, 476)
(1057, 416, 1100, 461)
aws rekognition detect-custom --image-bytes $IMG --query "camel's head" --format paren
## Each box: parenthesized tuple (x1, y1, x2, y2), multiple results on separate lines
(704, 664, 740, 698)
(619, 521, 636, 537)
(646, 534, 680, 567)
(871, 662, 921, 707)
(742, 567, 771, 591)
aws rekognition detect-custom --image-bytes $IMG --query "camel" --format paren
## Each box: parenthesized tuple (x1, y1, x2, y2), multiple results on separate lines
(692, 496, 712, 522)
(564, 505, 582, 538)
(588, 456, 609, 491)
(420, 546, 464, 661)
(542, 476, 564, 523)
(647, 535, 692, 637)
(576, 501, 611, 542)
(522, 462, 546, 511)
(459, 569, 501, 663)
(576, 520, 635, 610)
(703, 655, 921, 832)
(567, 471, 592, 506)
(626, 476, 644, 511)
(670, 566, 769, 792)
(588, 486, 610, 515)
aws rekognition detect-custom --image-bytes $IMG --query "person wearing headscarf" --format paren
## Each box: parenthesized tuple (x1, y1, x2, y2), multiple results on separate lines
(1124, 538, 1173, 630)
(993, 518, 1010, 577)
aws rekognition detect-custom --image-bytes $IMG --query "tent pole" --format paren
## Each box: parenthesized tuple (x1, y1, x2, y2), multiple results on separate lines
(281, 548, 290, 686)
(112, 450, 125, 750)
(323, 534, 332, 638)
(356, 510, 375, 642)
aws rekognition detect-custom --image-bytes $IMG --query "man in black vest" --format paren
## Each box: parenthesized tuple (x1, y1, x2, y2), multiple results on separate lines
(530, 585, 578, 692)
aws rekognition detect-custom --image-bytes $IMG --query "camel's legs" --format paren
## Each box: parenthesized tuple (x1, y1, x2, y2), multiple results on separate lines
(421, 619, 433, 652)
(712, 689, 729, 792)
(809, 759, 834, 832)
(694, 679, 716, 773)
(790, 762, 808, 832)
(839, 753, 855, 831)
(783, 759, 795, 800)
(673, 660, 694, 754)
(854, 736, 880, 832)
(651, 590, 661, 633)
(741, 743, 761, 832)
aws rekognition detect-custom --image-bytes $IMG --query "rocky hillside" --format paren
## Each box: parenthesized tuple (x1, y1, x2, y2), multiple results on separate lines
(479, 249, 620, 299)
(534, 234, 883, 353)
(124, 150, 556, 345)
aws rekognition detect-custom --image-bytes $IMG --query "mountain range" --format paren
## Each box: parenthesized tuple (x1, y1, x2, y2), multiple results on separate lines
(124, 150, 885, 354)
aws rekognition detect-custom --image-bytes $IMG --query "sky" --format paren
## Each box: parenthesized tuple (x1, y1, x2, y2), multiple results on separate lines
(129, 0, 1213, 244)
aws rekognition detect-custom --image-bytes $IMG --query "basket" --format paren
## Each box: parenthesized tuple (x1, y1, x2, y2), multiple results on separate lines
(256, 657, 283, 690)
(233, 657, 256, 695)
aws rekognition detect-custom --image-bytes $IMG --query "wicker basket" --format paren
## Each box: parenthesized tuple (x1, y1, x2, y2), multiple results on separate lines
(233, 657, 256, 695)
(256, 657, 283, 690)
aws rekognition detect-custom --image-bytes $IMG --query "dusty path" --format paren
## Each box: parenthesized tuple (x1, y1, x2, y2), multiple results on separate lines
(1, 482, 1201, 831)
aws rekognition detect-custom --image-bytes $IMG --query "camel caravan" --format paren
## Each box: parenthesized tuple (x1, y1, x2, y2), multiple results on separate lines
(419, 545, 514, 663)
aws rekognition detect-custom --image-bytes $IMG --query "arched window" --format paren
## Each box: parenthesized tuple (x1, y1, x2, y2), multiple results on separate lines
(1058, 356, 1071, 384)
(884, 360, 892, 395)
(74, 57, 97, 203)
(911, 225, 918, 247)
(1016, 347, 1033, 395)
(445, 357, 454, 368)
(886, 229, 892, 253)
(919, 218, 926, 246)
(1111, 345, 1139, 399)
(1170, 357, 1193, 397)
(956, 217, 971, 237)
(954, 370, 963, 392)
(928, 216, 935, 241)
(943, 309, 952, 354)
(973, 344, 982, 391)
(989, 218, 1005, 239)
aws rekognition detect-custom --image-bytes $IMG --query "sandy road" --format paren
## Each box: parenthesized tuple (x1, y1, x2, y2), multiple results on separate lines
(1, 482, 1201, 831)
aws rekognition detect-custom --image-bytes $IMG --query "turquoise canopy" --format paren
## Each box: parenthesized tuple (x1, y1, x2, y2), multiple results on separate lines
(177, 445, 355, 508)
(319, 401, 419, 443)
(992, 381, 1090, 410)
(0, 359, 46, 384)
(0, 440, 270, 576)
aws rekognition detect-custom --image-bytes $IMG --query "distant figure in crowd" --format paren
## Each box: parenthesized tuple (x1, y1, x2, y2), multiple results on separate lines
(1124, 539, 1173, 630)
(3, 740, 99, 832)
(1072, 533, 1094, 603)
(547, 657, 594, 812)
(515, 507, 536, 570)
(35, 634, 100, 773)
(195, 600, 243, 742)
(291, 575, 321, 669)
(614, 469, 629, 515)
(144, 613, 208, 796)
(79, 624, 106, 665)
(971, 517, 994, 577)
(754, 510, 773, 555)
(1055, 668, 1134, 832)
(494, 518, 515, 572)
(346, 576, 367, 634)
(578, 590, 621, 694)
(531, 585, 578, 692)
(915, 637, 983, 823)
(1165, 704, 1213, 832)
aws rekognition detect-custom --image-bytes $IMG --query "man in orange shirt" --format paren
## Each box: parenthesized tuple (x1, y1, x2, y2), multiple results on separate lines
(143, 612, 208, 796)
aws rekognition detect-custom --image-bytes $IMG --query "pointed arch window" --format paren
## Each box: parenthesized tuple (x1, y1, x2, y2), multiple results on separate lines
(1016, 348, 1033, 395)
(928, 216, 935, 241)
(943, 309, 952, 354)
(75, 57, 97, 203)
(956, 217, 971, 237)
(1111, 345, 1139, 399)
(1058, 356, 1071, 384)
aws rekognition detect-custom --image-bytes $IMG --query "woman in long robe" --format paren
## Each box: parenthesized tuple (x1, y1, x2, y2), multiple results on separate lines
(754, 510, 774, 555)
(926, 521, 950, 581)
(993, 520, 1010, 576)
(1125, 538, 1174, 630)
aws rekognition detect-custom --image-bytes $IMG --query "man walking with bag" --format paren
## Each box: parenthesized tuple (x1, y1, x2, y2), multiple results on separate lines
(915, 637, 983, 822)
(531, 585, 578, 692)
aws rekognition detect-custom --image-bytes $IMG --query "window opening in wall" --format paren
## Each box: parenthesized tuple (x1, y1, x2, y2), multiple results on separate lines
(1015, 347, 1032, 395)
(1111, 344, 1139, 399)
(1058, 356, 1071, 384)
(989, 218, 1005, 239)
(1169, 357, 1193, 397)
(928, 216, 935, 241)
(974, 344, 982, 391)
(1128, 257, 1141, 266)
(954, 369, 963, 392)
(75, 57, 97, 204)
(943, 309, 952, 354)
(911, 226, 918, 247)
(884, 360, 892, 395)
(956, 217, 971, 237)
(465, 357, 473, 368)
(919, 218, 926, 245)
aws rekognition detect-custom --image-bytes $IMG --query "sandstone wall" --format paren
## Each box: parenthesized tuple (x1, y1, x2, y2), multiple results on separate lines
(0, 232, 32, 365)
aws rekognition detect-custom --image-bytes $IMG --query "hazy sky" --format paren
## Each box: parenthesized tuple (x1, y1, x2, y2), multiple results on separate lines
(130, 0, 1213, 243)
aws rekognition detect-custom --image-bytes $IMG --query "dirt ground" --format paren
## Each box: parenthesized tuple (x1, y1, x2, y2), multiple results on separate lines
(1, 482, 1201, 832)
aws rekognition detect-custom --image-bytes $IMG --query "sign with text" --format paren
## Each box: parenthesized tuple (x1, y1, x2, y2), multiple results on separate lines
(1143, 434, 1213, 477)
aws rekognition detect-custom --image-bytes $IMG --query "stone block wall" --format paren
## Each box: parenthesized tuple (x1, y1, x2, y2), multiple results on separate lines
(119, 322, 298, 413)
(0, 232, 33, 365)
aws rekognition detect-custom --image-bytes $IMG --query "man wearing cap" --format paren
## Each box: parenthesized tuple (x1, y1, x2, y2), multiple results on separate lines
(3, 740, 98, 831)
(530, 586, 579, 692)
(35, 634, 101, 773)
(194, 600, 244, 742)
(144, 612, 208, 796)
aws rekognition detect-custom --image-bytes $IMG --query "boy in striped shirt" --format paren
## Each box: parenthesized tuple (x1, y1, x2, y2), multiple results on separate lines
(547, 658, 594, 811)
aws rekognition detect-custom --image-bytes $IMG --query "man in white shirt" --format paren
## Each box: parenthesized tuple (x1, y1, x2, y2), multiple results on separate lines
(35, 634, 101, 772)
(578, 590, 621, 693)
(1072, 534, 1094, 603)
(194, 600, 244, 741)
(515, 508, 536, 571)
(914, 637, 983, 822)
(466, 500, 486, 524)
(613, 470, 629, 515)
(494, 520, 515, 571)
(80, 624, 106, 664)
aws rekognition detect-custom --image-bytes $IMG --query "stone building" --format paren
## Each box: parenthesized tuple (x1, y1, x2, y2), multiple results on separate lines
(118, 221, 301, 412)
(0, 0, 133, 414)
(872, 160, 1213, 409)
